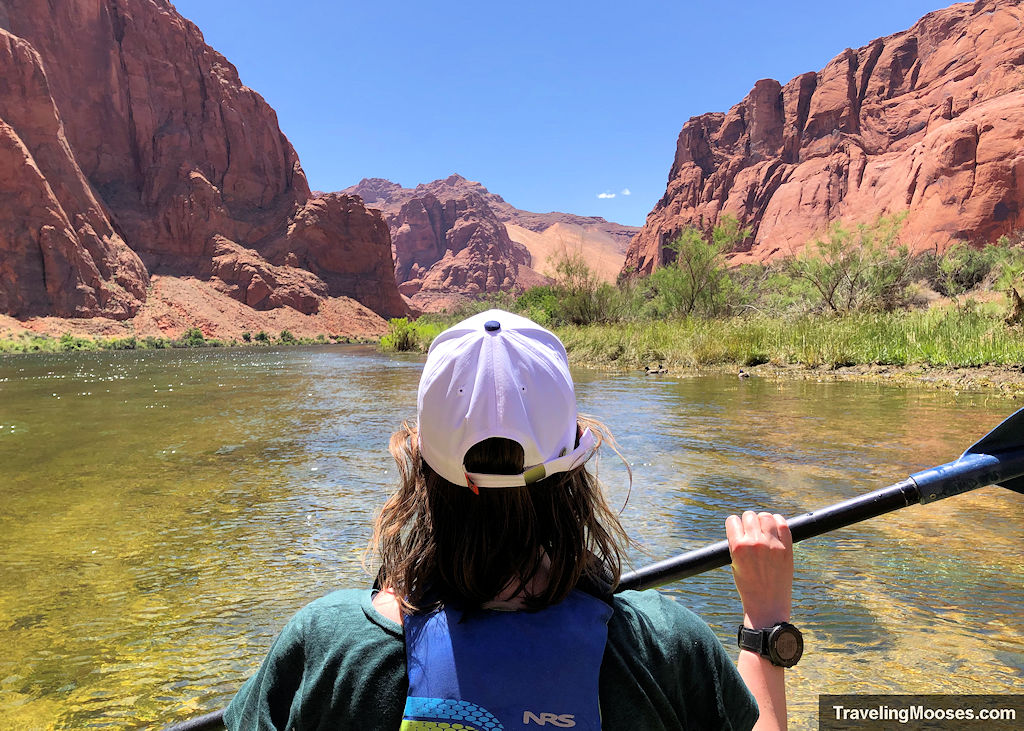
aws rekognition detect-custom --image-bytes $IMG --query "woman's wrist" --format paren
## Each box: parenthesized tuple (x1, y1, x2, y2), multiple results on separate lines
(743, 610, 791, 629)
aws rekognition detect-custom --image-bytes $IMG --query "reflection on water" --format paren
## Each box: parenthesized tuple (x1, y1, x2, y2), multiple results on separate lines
(0, 348, 1021, 729)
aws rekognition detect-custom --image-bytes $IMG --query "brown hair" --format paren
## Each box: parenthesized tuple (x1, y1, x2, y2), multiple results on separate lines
(369, 415, 631, 614)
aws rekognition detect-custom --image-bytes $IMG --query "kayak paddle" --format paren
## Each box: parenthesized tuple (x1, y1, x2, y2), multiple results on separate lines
(163, 407, 1024, 731)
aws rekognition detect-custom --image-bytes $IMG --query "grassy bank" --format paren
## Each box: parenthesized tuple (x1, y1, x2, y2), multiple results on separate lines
(381, 306, 1024, 371)
(380, 215, 1024, 384)
(0, 328, 365, 354)
(553, 307, 1024, 370)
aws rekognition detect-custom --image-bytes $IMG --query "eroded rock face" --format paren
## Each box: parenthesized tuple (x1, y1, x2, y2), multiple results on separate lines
(348, 173, 639, 249)
(343, 176, 547, 311)
(344, 174, 637, 308)
(0, 29, 148, 318)
(0, 0, 405, 320)
(625, 0, 1024, 275)
(277, 193, 406, 317)
(390, 191, 536, 311)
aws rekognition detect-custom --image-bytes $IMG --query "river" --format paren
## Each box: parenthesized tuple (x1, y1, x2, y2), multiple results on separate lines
(0, 345, 1021, 729)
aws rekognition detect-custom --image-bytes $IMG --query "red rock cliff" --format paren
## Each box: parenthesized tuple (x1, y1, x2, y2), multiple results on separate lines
(390, 190, 541, 312)
(0, 0, 405, 320)
(625, 0, 1024, 275)
(345, 174, 637, 307)
(345, 176, 549, 311)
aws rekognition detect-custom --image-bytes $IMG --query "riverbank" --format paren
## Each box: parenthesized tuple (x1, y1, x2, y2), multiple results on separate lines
(0, 328, 373, 354)
(7, 305, 1024, 396)
(616, 360, 1024, 398)
(0, 275, 389, 349)
(377, 306, 1024, 396)
(550, 311, 1024, 397)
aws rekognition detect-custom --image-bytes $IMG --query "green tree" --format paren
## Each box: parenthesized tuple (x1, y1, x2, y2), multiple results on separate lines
(648, 215, 748, 318)
(787, 213, 913, 314)
(552, 248, 604, 324)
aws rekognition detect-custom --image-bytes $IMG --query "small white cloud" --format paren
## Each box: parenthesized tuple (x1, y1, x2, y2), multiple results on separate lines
(597, 191, 616, 199)
(621, 188, 632, 196)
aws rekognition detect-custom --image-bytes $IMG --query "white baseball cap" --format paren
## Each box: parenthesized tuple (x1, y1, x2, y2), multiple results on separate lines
(417, 309, 597, 489)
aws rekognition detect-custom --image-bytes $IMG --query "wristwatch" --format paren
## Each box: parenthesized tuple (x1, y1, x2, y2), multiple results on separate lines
(737, 622, 804, 667)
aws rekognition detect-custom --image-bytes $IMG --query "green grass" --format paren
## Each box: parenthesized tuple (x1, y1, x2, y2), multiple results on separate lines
(379, 297, 1024, 370)
(544, 305, 1024, 370)
(552, 308, 1024, 370)
(379, 317, 447, 352)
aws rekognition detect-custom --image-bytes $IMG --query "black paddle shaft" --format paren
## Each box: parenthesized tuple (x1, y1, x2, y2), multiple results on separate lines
(618, 432, 1024, 593)
(617, 478, 922, 592)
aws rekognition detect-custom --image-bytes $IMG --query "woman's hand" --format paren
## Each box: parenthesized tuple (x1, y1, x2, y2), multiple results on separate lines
(725, 511, 793, 629)
(727, 511, 794, 731)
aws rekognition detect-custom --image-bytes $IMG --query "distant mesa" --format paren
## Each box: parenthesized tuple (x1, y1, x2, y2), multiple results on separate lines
(624, 0, 1024, 277)
(344, 175, 638, 312)
(0, 0, 405, 338)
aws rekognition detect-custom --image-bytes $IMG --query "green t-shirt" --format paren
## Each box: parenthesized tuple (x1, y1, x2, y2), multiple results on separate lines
(225, 588, 758, 730)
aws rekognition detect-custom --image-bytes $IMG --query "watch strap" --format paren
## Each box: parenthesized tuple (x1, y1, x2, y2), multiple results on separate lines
(737, 625, 768, 655)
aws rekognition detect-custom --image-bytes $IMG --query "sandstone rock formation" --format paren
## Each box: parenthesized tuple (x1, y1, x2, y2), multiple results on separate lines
(344, 176, 541, 311)
(345, 175, 637, 306)
(0, 0, 405, 328)
(625, 0, 1024, 275)
(0, 29, 148, 318)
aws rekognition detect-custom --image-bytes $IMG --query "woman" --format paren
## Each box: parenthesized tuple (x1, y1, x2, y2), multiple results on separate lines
(226, 309, 795, 730)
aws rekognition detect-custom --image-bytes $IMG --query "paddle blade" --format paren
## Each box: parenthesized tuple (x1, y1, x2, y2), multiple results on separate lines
(962, 407, 1024, 494)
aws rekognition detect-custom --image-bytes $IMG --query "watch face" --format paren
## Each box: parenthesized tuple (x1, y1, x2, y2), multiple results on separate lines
(769, 624, 804, 667)
(775, 630, 801, 661)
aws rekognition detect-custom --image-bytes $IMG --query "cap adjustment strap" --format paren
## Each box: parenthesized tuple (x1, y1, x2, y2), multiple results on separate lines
(463, 427, 598, 489)
(522, 465, 547, 484)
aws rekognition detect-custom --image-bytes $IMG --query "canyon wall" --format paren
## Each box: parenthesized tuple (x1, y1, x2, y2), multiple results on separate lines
(346, 174, 635, 309)
(625, 0, 1024, 274)
(0, 0, 405, 327)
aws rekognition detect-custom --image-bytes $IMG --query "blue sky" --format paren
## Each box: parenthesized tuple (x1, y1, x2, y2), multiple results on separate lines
(171, 0, 951, 226)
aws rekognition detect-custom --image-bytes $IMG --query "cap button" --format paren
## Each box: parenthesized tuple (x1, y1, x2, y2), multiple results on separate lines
(484, 320, 501, 332)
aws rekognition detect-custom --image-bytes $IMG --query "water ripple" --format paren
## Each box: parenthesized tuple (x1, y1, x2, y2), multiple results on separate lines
(0, 349, 1021, 730)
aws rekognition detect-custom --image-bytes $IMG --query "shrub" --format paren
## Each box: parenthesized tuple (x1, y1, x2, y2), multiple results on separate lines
(515, 285, 560, 326)
(106, 336, 137, 350)
(279, 330, 297, 345)
(380, 317, 445, 352)
(645, 216, 748, 319)
(786, 213, 914, 313)
(59, 333, 94, 351)
(915, 243, 996, 301)
(380, 318, 415, 351)
(550, 249, 605, 325)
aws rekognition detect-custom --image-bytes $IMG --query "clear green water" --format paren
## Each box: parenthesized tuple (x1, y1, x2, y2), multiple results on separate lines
(0, 346, 1021, 730)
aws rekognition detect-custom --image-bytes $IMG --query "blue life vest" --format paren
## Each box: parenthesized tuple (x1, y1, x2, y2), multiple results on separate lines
(401, 590, 613, 731)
